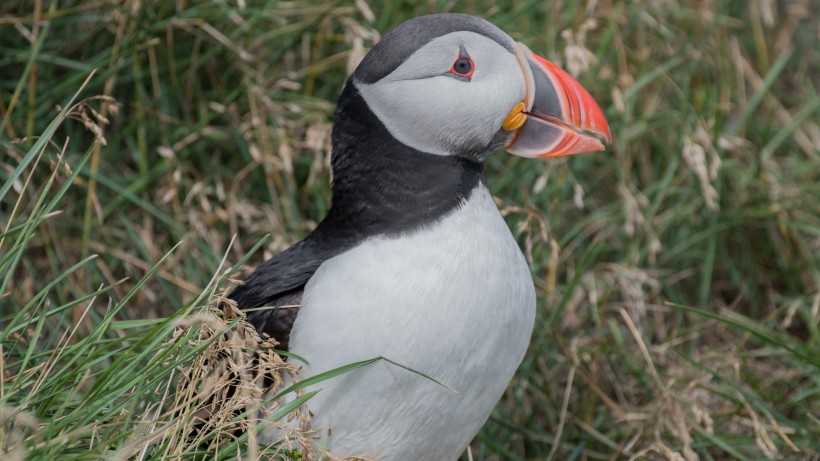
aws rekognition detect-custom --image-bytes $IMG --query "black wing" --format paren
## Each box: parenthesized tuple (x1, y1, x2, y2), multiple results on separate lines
(230, 234, 339, 351)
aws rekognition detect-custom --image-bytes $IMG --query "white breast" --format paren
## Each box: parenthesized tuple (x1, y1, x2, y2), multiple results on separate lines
(285, 184, 535, 461)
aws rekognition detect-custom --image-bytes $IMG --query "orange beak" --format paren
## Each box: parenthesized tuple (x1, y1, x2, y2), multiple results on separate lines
(504, 43, 611, 158)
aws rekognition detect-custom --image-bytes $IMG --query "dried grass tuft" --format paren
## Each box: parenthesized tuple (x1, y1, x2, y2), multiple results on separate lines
(93, 289, 340, 460)
(164, 291, 314, 459)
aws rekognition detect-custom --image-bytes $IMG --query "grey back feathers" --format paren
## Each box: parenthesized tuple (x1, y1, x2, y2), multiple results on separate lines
(354, 14, 515, 84)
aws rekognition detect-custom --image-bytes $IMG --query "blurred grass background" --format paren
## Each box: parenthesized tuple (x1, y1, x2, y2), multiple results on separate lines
(2, 0, 819, 459)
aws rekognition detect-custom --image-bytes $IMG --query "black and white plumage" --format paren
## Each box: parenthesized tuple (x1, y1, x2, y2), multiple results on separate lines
(230, 13, 610, 461)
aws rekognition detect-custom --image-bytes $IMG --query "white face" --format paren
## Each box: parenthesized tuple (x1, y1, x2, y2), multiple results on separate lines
(355, 31, 526, 157)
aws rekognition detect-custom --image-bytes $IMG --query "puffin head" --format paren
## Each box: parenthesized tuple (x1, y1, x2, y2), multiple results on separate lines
(349, 13, 612, 161)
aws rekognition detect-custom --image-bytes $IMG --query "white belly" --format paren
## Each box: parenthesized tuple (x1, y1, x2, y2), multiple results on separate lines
(286, 184, 535, 460)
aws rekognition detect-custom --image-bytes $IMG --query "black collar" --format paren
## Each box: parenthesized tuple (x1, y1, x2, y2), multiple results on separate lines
(322, 82, 485, 242)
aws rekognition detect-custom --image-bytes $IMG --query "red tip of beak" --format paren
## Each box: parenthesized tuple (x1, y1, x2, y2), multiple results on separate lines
(530, 53, 612, 145)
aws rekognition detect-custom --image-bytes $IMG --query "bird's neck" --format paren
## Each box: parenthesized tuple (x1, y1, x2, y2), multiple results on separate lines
(320, 82, 485, 238)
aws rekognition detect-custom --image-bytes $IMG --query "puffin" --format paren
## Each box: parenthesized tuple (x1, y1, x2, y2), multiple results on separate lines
(230, 13, 611, 461)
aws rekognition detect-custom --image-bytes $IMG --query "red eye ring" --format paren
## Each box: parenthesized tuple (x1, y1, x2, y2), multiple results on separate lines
(449, 48, 474, 80)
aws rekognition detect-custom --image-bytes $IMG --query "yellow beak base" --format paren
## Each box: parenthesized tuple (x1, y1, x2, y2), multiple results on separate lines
(502, 101, 528, 131)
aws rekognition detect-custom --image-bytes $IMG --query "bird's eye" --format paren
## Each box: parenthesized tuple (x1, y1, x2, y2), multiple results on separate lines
(452, 58, 472, 76)
(449, 47, 474, 80)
